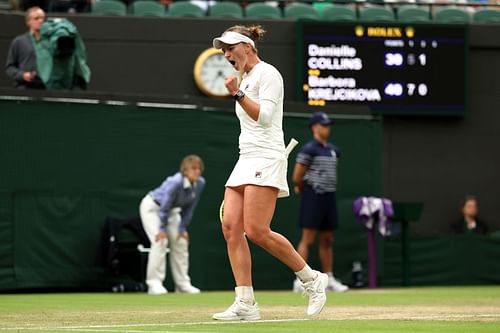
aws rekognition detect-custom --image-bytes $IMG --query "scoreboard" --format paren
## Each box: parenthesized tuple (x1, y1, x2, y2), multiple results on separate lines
(298, 22, 468, 115)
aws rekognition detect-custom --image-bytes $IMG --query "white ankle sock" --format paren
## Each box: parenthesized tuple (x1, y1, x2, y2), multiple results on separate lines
(295, 264, 317, 283)
(235, 286, 255, 304)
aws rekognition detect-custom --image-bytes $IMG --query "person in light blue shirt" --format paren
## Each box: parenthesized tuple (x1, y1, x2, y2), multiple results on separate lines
(139, 155, 205, 295)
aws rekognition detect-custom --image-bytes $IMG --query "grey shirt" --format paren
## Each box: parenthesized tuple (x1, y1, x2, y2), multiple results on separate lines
(5, 32, 44, 89)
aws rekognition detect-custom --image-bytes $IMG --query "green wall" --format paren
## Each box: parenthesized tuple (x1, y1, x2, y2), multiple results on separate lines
(0, 100, 382, 291)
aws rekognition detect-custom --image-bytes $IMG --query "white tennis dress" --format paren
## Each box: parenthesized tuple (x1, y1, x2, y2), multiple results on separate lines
(225, 61, 289, 198)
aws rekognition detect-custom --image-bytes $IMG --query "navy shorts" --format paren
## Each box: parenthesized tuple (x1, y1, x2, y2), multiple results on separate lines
(299, 183, 338, 231)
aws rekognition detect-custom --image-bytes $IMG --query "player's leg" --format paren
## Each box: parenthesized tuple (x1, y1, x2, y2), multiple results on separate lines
(213, 186, 260, 321)
(243, 185, 304, 271)
(293, 228, 317, 292)
(243, 185, 328, 316)
(221, 186, 252, 286)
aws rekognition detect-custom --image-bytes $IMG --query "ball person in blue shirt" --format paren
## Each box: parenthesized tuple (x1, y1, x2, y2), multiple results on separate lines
(292, 111, 349, 293)
(139, 155, 205, 295)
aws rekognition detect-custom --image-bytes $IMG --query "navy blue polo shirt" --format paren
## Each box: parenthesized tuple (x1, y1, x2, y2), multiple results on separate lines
(296, 139, 340, 194)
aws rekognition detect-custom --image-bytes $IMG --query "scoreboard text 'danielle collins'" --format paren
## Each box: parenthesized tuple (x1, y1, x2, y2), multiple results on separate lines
(298, 22, 468, 115)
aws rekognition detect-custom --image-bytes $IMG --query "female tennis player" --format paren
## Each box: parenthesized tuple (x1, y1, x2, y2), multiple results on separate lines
(211, 25, 328, 321)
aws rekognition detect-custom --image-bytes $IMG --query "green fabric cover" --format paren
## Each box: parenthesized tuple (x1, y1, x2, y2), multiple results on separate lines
(35, 18, 91, 90)
(0, 99, 382, 291)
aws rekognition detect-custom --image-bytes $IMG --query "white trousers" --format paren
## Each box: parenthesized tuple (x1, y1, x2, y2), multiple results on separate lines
(139, 195, 192, 289)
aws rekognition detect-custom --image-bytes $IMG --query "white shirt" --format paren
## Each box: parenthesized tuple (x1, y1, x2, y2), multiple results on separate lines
(236, 61, 285, 159)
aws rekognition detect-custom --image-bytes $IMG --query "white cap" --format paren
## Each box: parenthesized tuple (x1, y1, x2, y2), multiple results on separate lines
(213, 31, 255, 49)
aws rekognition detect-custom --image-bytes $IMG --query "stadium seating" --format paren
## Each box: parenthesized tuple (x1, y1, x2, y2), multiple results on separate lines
(321, 5, 357, 22)
(365, 0, 387, 5)
(359, 6, 395, 22)
(433, 7, 470, 23)
(245, 3, 282, 19)
(312, 2, 334, 16)
(284, 2, 320, 20)
(82, 0, 500, 24)
(397, 5, 430, 23)
(473, 8, 500, 23)
(168, 1, 206, 17)
(130, 1, 165, 16)
(91, 0, 127, 16)
(208, 2, 244, 18)
(0, 0, 11, 10)
(327, 0, 357, 4)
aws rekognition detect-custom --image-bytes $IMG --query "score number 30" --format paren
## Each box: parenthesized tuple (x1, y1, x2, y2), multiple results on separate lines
(385, 53, 427, 67)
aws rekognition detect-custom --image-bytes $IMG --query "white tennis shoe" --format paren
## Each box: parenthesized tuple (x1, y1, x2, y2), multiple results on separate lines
(302, 271, 329, 316)
(212, 298, 261, 321)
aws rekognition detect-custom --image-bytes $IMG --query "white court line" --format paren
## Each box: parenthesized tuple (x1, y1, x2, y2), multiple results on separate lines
(2, 314, 500, 332)
(56, 328, 213, 333)
(0, 318, 309, 331)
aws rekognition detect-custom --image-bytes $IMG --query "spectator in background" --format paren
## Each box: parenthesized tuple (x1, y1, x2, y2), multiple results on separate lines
(450, 195, 489, 234)
(139, 155, 206, 295)
(292, 111, 349, 293)
(5, 6, 45, 89)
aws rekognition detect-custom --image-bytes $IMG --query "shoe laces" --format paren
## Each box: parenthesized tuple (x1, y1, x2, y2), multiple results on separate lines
(302, 280, 322, 299)
(226, 298, 252, 313)
(226, 298, 241, 313)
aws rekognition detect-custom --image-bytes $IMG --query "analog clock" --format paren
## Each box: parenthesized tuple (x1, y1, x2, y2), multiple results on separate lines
(193, 47, 239, 98)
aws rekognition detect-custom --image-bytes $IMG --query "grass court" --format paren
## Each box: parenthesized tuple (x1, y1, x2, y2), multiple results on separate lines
(1, 286, 499, 333)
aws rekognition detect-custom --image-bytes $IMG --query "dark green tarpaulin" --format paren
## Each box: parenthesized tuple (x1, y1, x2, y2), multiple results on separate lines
(1, 98, 499, 290)
(35, 18, 91, 90)
(0, 99, 383, 290)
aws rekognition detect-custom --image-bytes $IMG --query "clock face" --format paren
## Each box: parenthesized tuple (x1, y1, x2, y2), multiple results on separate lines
(194, 48, 239, 98)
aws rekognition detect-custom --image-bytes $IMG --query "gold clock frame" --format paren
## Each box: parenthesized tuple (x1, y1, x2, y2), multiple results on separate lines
(193, 47, 231, 98)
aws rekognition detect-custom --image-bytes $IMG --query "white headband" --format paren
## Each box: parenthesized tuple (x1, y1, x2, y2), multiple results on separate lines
(213, 31, 255, 49)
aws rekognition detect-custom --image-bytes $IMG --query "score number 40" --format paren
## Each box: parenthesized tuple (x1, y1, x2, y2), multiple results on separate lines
(385, 83, 428, 97)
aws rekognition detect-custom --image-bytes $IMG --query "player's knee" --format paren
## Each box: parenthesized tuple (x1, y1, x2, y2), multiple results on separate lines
(221, 221, 244, 243)
(244, 228, 260, 244)
(244, 226, 268, 246)
(221, 222, 234, 240)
